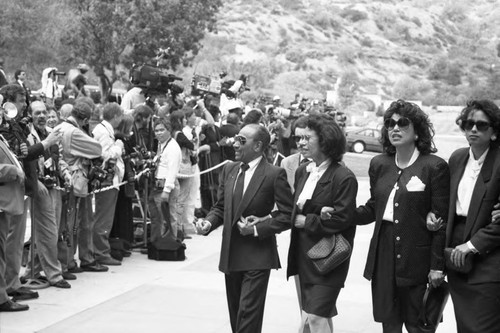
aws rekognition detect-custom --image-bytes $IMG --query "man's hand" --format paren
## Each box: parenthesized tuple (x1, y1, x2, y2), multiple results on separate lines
(237, 219, 254, 236)
(19, 143, 28, 157)
(294, 214, 306, 228)
(160, 191, 170, 202)
(198, 144, 210, 154)
(195, 219, 211, 235)
(492, 203, 500, 223)
(428, 270, 445, 288)
(451, 243, 473, 267)
(37, 180, 49, 197)
(320, 206, 335, 220)
(245, 215, 270, 226)
(426, 211, 444, 231)
(16, 168, 25, 184)
(43, 127, 62, 148)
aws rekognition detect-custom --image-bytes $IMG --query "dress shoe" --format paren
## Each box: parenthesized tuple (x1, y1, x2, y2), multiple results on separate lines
(68, 266, 84, 274)
(122, 250, 132, 257)
(97, 257, 122, 266)
(80, 262, 109, 272)
(62, 271, 77, 280)
(51, 279, 71, 289)
(8, 287, 39, 301)
(0, 300, 29, 312)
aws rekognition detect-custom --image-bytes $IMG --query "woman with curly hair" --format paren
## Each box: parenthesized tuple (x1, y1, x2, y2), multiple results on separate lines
(356, 100, 450, 333)
(287, 114, 358, 333)
(437, 100, 500, 332)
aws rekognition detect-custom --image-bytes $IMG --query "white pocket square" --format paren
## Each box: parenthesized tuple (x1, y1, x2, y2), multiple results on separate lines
(406, 176, 426, 192)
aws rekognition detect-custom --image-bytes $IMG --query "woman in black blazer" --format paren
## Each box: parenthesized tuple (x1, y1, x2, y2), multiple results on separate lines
(287, 114, 358, 333)
(356, 100, 450, 333)
(435, 100, 500, 333)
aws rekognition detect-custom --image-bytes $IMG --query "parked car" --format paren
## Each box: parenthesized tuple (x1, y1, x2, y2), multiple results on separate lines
(346, 127, 383, 153)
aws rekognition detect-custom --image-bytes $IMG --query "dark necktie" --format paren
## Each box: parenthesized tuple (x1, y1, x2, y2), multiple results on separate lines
(300, 158, 310, 165)
(232, 163, 249, 217)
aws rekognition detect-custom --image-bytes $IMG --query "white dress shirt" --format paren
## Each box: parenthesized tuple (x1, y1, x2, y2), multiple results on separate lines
(382, 148, 420, 222)
(156, 138, 182, 193)
(296, 159, 331, 211)
(235, 156, 263, 195)
(456, 148, 488, 216)
(92, 120, 124, 185)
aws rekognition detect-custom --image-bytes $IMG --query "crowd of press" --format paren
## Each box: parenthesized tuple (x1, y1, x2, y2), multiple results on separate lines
(0, 59, 499, 333)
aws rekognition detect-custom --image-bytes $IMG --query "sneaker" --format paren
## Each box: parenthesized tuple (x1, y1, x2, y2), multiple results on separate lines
(51, 279, 71, 289)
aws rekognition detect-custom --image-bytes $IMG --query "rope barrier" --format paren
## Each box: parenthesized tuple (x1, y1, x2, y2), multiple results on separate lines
(56, 159, 232, 195)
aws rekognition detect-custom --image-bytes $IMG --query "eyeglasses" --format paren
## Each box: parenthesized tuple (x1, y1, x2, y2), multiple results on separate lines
(292, 135, 311, 143)
(462, 120, 491, 132)
(234, 135, 247, 145)
(384, 117, 411, 131)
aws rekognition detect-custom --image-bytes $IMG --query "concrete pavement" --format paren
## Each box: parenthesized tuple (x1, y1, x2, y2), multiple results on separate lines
(0, 178, 458, 333)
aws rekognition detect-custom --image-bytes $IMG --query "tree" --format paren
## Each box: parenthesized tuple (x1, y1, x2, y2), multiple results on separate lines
(62, 0, 223, 102)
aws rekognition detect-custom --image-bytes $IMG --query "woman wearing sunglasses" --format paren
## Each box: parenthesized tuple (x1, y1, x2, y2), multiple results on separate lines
(433, 99, 500, 332)
(287, 114, 358, 333)
(356, 100, 450, 333)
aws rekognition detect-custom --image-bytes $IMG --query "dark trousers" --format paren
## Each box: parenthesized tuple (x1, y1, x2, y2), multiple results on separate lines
(224, 269, 271, 333)
(448, 271, 500, 333)
(93, 189, 119, 261)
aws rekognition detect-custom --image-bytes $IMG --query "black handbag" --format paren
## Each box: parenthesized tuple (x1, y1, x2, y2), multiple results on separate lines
(417, 282, 450, 332)
(444, 247, 474, 273)
(306, 233, 352, 275)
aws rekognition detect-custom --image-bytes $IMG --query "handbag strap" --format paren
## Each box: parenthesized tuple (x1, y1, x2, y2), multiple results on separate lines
(420, 284, 433, 326)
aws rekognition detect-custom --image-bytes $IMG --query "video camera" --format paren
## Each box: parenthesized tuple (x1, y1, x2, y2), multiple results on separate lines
(88, 157, 115, 191)
(130, 64, 183, 96)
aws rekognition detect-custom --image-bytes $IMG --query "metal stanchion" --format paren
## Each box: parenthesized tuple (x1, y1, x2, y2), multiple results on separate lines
(23, 197, 50, 289)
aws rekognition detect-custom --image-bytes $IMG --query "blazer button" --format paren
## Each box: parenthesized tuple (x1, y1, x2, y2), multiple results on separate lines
(394, 220, 399, 224)
(396, 236, 400, 241)
(395, 203, 399, 207)
(397, 254, 401, 259)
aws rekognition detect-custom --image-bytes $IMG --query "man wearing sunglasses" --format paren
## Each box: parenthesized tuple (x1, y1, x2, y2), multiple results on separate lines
(196, 123, 293, 333)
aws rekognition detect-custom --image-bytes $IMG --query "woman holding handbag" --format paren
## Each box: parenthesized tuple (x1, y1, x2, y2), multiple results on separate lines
(430, 100, 500, 332)
(356, 100, 450, 333)
(286, 114, 358, 333)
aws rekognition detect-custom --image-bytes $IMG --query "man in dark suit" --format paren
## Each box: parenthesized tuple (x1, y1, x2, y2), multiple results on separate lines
(13, 70, 30, 109)
(196, 123, 293, 333)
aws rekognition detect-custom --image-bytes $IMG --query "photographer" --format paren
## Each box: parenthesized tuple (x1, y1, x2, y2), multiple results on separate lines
(56, 101, 104, 272)
(24, 101, 70, 288)
(91, 103, 124, 266)
(0, 84, 62, 301)
(40, 67, 63, 107)
(149, 118, 181, 241)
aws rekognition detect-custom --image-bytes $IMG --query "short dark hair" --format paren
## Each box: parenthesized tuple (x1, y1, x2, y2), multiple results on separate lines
(292, 116, 308, 134)
(71, 102, 92, 120)
(226, 113, 240, 125)
(456, 100, 500, 147)
(14, 70, 25, 80)
(133, 104, 153, 123)
(170, 110, 185, 132)
(381, 100, 437, 155)
(307, 114, 346, 163)
(242, 109, 263, 126)
(246, 123, 270, 151)
(154, 117, 172, 133)
(102, 103, 123, 121)
(0, 84, 25, 103)
(182, 105, 195, 119)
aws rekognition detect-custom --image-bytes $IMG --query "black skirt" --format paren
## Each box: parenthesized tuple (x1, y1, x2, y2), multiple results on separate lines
(300, 279, 341, 318)
(371, 221, 426, 325)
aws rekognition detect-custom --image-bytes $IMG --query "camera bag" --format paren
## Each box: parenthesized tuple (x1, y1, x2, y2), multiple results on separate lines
(147, 236, 186, 261)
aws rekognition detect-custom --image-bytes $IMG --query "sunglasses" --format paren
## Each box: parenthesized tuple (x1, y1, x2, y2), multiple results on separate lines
(234, 135, 247, 145)
(292, 135, 311, 143)
(384, 117, 411, 131)
(462, 120, 491, 132)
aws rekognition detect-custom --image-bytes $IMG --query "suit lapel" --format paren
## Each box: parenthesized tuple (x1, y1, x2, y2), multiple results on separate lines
(232, 158, 267, 225)
(446, 149, 468, 245)
(464, 147, 497, 238)
(311, 162, 339, 199)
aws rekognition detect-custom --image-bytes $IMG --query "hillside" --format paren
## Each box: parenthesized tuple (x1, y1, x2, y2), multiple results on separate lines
(178, 0, 500, 108)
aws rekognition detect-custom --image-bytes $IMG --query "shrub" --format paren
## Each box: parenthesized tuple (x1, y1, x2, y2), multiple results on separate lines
(339, 9, 368, 22)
